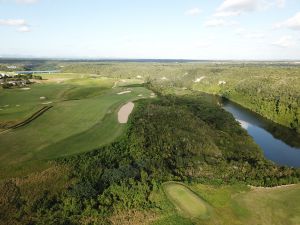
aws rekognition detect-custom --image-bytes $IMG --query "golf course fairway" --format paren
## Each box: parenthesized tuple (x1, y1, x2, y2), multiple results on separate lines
(163, 182, 210, 219)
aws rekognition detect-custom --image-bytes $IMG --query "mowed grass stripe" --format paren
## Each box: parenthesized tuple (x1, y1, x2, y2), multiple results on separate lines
(163, 182, 211, 219)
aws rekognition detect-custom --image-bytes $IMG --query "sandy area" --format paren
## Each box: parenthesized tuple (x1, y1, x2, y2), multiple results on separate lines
(218, 80, 226, 85)
(194, 76, 206, 83)
(117, 91, 132, 95)
(112, 81, 118, 89)
(150, 93, 156, 98)
(118, 102, 135, 124)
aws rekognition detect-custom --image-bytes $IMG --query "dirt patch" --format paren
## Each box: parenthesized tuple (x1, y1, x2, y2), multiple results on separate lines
(118, 102, 134, 124)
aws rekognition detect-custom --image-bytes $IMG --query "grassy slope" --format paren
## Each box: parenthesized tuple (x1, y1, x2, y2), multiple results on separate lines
(156, 183, 300, 225)
(0, 74, 152, 179)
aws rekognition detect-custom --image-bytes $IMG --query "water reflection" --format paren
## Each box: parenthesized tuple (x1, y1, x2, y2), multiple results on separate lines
(221, 98, 300, 167)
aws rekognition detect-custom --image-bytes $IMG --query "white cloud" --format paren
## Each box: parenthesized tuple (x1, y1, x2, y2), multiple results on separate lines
(214, 0, 285, 17)
(185, 8, 202, 16)
(218, 0, 259, 13)
(272, 36, 296, 48)
(16, 0, 39, 4)
(275, 12, 300, 30)
(18, 26, 30, 32)
(0, 19, 26, 26)
(0, 0, 39, 3)
(0, 19, 31, 32)
(215, 0, 259, 17)
(204, 18, 238, 27)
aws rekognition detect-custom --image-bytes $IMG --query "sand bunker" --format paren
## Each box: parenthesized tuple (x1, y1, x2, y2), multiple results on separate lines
(218, 80, 226, 85)
(150, 93, 156, 98)
(112, 81, 118, 89)
(42, 102, 53, 105)
(194, 76, 206, 83)
(117, 91, 132, 95)
(118, 102, 134, 124)
(21, 88, 31, 90)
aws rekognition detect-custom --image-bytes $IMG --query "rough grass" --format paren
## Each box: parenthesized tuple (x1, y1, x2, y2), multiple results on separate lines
(0, 74, 152, 179)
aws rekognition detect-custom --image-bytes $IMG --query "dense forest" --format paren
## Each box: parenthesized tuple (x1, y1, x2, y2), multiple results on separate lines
(2, 93, 299, 224)
(190, 66, 300, 133)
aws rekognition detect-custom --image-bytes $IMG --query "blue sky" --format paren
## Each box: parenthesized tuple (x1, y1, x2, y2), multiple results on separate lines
(0, 0, 300, 59)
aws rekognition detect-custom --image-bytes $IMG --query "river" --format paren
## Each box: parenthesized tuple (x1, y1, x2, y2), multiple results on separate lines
(218, 98, 300, 168)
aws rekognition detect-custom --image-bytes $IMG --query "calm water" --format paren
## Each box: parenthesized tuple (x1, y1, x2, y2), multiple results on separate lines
(219, 98, 300, 168)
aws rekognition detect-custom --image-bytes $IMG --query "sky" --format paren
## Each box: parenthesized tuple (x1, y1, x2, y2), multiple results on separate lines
(0, 0, 300, 60)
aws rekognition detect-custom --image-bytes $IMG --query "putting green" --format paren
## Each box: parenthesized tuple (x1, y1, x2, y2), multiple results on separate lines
(163, 182, 210, 219)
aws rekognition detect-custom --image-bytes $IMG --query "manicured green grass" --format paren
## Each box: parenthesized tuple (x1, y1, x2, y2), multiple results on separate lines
(163, 182, 210, 219)
(159, 183, 300, 225)
(0, 74, 152, 179)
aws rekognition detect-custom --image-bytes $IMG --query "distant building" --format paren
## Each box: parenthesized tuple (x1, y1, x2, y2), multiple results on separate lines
(15, 70, 60, 75)
(7, 65, 17, 69)
(0, 74, 11, 78)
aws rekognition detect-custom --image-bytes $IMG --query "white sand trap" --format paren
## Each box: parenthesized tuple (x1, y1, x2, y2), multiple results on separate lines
(136, 75, 142, 79)
(138, 94, 143, 97)
(21, 88, 31, 90)
(42, 102, 53, 105)
(194, 76, 206, 83)
(118, 102, 135, 124)
(117, 91, 132, 95)
(161, 77, 168, 80)
(112, 81, 118, 89)
(150, 93, 157, 98)
(40, 96, 46, 100)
